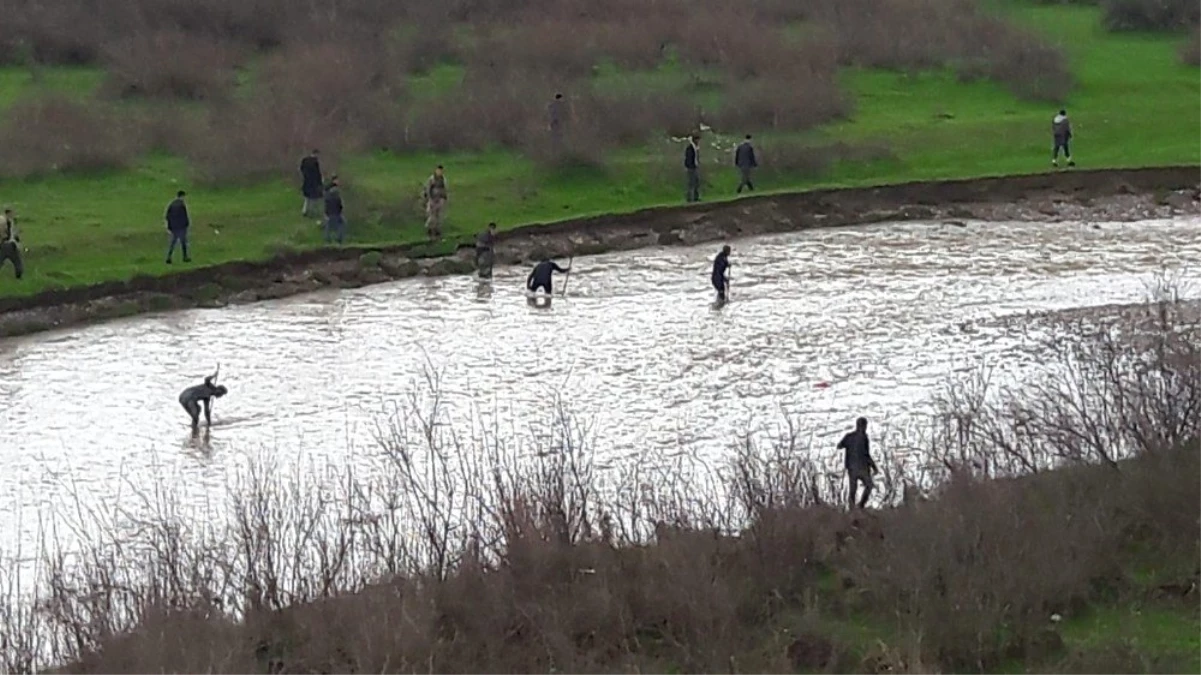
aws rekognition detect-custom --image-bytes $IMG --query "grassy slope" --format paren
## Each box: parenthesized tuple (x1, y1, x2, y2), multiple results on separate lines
(0, 3, 1196, 299)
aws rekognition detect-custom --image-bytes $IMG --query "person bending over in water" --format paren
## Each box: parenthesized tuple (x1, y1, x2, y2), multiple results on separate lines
(179, 374, 228, 430)
(526, 257, 571, 295)
(712, 245, 732, 301)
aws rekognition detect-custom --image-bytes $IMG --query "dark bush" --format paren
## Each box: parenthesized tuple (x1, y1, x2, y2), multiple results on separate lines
(100, 30, 243, 101)
(1102, 0, 1200, 31)
(1180, 29, 1201, 65)
(0, 94, 144, 177)
(714, 75, 852, 134)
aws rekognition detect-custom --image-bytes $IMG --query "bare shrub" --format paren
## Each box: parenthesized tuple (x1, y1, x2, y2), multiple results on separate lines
(181, 98, 343, 186)
(586, 89, 701, 144)
(0, 0, 115, 65)
(0, 94, 144, 178)
(402, 74, 550, 152)
(814, 0, 1072, 100)
(590, 19, 671, 70)
(1181, 29, 1201, 65)
(1102, 0, 1200, 31)
(714, 75, 852, 133)
(100, 30, 243, 101)
(467, 21, 602, 79)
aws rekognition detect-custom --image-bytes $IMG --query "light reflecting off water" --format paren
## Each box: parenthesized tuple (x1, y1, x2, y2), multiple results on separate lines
(0, 217, 1198, 559)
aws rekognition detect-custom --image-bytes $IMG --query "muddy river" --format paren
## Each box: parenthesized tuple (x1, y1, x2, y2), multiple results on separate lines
(1, 216, 1199, 559)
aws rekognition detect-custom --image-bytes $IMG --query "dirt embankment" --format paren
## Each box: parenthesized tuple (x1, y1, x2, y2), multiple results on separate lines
(1, 166, 1198, 339)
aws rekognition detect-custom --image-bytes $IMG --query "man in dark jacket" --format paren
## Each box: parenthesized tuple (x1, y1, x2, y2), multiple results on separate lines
(837, 417, 879, 509)
(165, 190, 191, 264)
(0, 207, 22, 279)
(684, 133, 701, 203)
(323, 177, 345, 245)
(526, 257, 570, 295)
(179, 370, 228, 431)
(300, 149, 323, 217)
(1052, 109, 1074, 168)
(476, 221, 498, 279)
(734, 134, 758, 193)
(711, 245, 731, 302)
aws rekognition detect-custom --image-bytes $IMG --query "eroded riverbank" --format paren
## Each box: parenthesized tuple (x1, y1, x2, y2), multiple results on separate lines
(0, 166, 1197, 338)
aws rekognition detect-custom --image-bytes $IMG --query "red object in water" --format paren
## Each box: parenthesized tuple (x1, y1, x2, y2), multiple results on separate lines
(814, 381, 830, 389)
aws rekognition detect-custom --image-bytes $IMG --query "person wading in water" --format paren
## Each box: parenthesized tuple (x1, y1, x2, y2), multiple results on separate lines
(712, 245, 732, 302)
(526, 257, 571, 295)
(179, 369, 228, 432)
(476, 222, 498, 279)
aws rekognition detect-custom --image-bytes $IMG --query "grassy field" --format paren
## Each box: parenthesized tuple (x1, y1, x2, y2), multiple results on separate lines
(0, 1, 1196, 298)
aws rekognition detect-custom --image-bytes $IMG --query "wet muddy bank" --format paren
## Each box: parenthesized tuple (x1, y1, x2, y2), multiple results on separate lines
(1, 166, 1198, 339)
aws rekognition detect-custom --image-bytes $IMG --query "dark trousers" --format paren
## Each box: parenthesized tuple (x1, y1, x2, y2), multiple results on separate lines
(737, 166, 755, 193)
(1053, 138, 1072, 160)
(0, 241, 22, 279)
(530, 281, 552, 295)
(848, 468, 874, 509)
(166, 229, 189, 262)
(712, 276, 727, 302)
(181, 399, 201, 427)
(686, 168, 701, 202)
(324, 214, 346, 244)
(476, 248, 495, 278)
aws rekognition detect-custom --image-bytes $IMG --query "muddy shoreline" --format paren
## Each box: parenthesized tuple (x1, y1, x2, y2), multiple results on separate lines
(1, 166, 1198, 339)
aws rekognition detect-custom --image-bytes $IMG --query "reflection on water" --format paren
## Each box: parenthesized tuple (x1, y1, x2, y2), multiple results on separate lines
(0, 217, 1198, 556)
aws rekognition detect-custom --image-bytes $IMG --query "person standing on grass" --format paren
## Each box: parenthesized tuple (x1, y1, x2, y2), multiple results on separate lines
(165, 190, 191, 265)
(1052, 109, 1075, 168)
(475, 221, 498, 279)
(323, 176, 345, 245)
(684, 133, 702, 203)
(0, 207, 23, 280)
(424, 164, 449, 241)
(299, 148, 323, 218)
(734, 134, 758, 194)
(837, 417, 879, 510)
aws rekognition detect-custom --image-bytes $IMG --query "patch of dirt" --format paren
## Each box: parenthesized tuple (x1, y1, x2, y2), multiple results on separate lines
(1, 166, 1197, 339)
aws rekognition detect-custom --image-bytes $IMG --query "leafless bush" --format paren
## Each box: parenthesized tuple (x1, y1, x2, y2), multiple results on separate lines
(1102, 0, 1200, 31)
(715, 76, 852, 134)
(99, 30, 243, 101)
(1181, 29, 1201, 65)
(0, 94, 145, 178)
(467, 22, 603, 80)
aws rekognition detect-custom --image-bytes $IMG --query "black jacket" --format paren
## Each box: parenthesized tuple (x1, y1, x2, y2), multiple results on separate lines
(324, 186, 344, 217)
(165, 198, 189, 232)
(837, 430, 877, 473)
(734, 141, 757, 169)
(711, 251, 730, 282)
(300, 155, 323, 199)
(527, 260, 567, 289)
(684, 143, 699, 170)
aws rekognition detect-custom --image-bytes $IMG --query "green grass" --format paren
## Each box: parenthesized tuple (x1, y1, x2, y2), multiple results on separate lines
(0, 3, 1196, 298)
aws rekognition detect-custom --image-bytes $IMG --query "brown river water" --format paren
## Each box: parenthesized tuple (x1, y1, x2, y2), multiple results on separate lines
(0, 216, 1199, 561)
